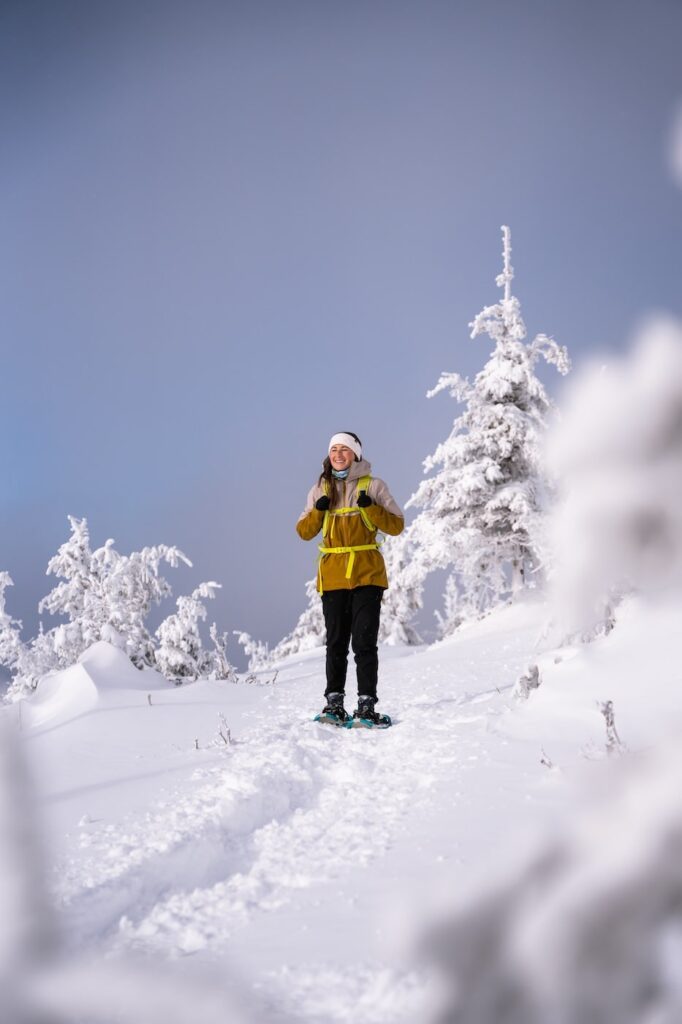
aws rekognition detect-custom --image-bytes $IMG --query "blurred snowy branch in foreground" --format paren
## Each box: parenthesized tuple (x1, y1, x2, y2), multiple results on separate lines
(546, 316, 682, 641)
(417, 313, 682, 1023)
(0, 713, 262, 1024)
(422, 738, 682, 1024)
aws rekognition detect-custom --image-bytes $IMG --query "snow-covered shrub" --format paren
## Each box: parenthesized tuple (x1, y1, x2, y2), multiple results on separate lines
(546, 317, 682, 642)
(407, 226, 570, 630)
(421, 737, 682, 1024)
(155, 583, 223, 683)
(512, 663, 541, 700)
(208, 623, 237, 681)
(234, 630, 273, 671)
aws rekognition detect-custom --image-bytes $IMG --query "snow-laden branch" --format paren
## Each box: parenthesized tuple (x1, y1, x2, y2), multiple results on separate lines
(529, 332, 571, 375)
(495, 223, 514, 301)
(426, 371, 472, 404)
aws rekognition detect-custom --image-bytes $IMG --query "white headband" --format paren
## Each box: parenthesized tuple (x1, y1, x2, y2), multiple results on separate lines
(328, 432, 362, 461)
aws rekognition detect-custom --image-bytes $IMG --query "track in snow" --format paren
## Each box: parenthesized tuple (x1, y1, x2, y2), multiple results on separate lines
(52, 602, 549, 1022)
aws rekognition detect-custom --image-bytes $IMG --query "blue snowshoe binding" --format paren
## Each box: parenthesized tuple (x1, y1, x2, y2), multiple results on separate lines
(314, 692, 351, 727)
(349, 695, 392, 729)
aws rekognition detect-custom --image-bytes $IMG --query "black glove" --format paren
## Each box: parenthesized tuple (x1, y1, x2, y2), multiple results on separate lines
(315, 495, 331, 511)
(357, 490, 373, 507)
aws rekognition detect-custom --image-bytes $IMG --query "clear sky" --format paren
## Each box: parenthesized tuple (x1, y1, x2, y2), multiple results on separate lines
(2, 0, 681, 660)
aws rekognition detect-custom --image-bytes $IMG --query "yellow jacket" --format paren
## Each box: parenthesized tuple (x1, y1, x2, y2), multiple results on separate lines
(296, 458, 404, 592)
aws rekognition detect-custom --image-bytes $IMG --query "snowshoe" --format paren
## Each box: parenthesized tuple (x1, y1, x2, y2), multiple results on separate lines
(348, 696, 392, 729)
(314, 693, 351, 728)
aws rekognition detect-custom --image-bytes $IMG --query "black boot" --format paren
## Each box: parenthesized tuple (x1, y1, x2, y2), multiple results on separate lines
(352, 695, 392, 729)
(315, 692, 351, 726)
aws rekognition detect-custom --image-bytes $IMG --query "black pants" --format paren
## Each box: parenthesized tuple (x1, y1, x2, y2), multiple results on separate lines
(322, 585, 383, 701)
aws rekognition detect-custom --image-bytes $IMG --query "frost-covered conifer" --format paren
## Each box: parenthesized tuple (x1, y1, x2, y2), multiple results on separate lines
(155, 582, 221, 683)
(433, 573, 465, 638)
(378, 532, 423, 645)
(407, 226, 570, 625)
(39, 516, 191, 668)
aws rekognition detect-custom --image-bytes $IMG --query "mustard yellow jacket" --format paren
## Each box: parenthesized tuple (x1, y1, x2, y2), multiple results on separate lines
(296, 458, 404, 592)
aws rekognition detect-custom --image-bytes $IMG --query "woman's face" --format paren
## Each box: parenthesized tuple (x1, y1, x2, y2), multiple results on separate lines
(329, 445, 355, 471)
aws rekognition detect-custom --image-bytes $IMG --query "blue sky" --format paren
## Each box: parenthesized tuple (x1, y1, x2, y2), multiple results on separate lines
(2, 0, 681, 659)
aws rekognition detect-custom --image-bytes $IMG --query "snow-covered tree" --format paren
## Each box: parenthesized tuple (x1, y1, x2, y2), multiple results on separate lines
(0, 574, 23, 676)
(6, 626, 60, 699)
(433, 572, 465, 639)
(155, 582, 222, 683)
(407, 226, 570, 626)
(1, 518, 228, 696)
(39, 516, 192, 668)
(378, 531, 423, 646)
(1, 576, 61, 698)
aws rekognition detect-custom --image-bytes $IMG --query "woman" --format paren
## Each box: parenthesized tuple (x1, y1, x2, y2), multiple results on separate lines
(296, 431, 404, 727)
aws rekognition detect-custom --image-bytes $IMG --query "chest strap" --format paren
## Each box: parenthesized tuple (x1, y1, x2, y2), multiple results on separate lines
(322, 475, 376, 537)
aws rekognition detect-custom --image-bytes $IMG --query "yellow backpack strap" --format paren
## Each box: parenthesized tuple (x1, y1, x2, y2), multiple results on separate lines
(322, 479, 331, 538)
(356, 475, 376, 532)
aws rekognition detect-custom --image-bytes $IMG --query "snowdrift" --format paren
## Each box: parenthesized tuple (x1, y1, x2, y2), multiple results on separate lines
(504, 594, 682, 759)
(19, 642, 164, 733)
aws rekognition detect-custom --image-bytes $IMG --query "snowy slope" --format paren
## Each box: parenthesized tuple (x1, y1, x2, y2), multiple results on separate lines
(12, 593, 682, 1022)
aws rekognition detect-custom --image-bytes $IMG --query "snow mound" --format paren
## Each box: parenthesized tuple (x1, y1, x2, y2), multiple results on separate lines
(77, 641, 151, 690)
(22, 642, 156, 732)
(21, 665, 100, 732)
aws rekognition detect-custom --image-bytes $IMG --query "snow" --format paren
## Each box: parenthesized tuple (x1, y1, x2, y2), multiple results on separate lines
(3, 583, 682, 1021)
(1, 599, 538, 1012)
(506, 595, 682, 757)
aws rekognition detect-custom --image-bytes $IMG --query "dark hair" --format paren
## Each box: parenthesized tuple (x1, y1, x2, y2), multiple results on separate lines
(319, 431, 362, 508)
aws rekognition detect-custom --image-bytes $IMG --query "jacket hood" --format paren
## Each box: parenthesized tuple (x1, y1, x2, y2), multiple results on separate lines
(347, 457, 372, 480)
